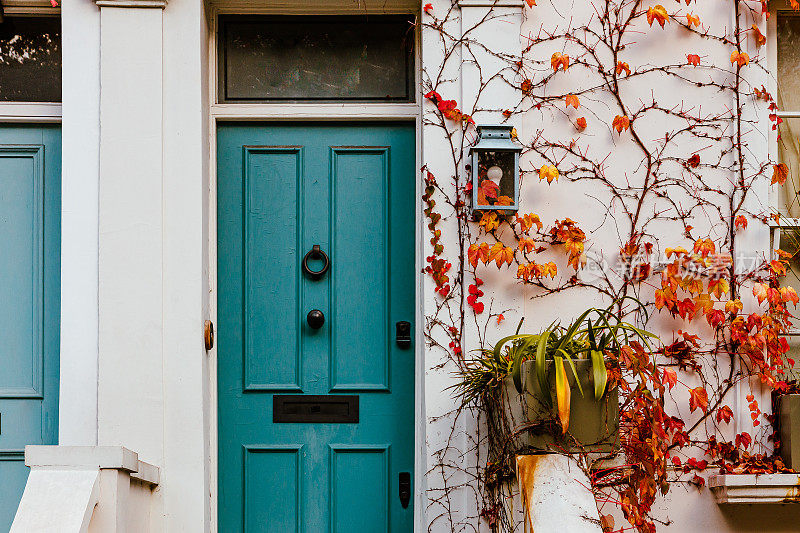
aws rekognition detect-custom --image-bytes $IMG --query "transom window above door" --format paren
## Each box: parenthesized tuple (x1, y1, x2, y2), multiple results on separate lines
(0, 17, 61, 103)
(217, 15, 416, 103)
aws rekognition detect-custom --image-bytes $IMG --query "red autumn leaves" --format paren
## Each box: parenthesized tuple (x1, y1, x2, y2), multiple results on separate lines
(467, 278, 485, 314)
(424, 91, 474, 125)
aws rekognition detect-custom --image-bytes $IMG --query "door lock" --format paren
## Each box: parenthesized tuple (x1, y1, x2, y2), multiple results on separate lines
(399, 472, 411, 508)
(396, 321, 411, 349)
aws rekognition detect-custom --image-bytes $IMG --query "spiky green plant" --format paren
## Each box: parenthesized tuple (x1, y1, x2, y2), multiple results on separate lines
(456, 300, 659, 432)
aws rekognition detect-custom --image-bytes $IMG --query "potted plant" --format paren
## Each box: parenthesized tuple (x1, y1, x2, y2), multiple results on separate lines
(457, 303, 658, 453)
(773, 380, 800, 470)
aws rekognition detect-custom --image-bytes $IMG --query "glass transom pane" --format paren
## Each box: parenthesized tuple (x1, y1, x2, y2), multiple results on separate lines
(218, 15, 415, 103)
(778, 13, 800, 112)
(0, 17, 61, 103)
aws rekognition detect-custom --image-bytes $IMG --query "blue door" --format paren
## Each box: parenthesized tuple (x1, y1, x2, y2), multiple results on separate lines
(217, 123, 416, 532)
(0, 125, 60, 530)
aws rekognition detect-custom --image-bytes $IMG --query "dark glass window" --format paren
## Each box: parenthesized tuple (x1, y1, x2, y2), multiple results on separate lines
(0, 17, 61, 102)
(218, 15, 415, 103)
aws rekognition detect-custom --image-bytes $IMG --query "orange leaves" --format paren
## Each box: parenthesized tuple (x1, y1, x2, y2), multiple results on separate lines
(551, 52, 570, 72)
(576, 117, 587, 131)
(747, 393, 762, 427)
(539, 164, 559, 184)
(487, 242, 514, 267)
(781, 286, 800, 306)
(665, 246, 688, 258)
(730, 51, 750, 67)
(521, 79, 533, 94)
(751, 24, 766, 47)
(616, 61, 631, 76)
(687, 54, 701, 66)
(689, 386, 709, 413)
(468, 242, 514, 269)
(663, 368, 677, 390)
(517, 261, 558, 280)
(423, 3, 433, 14)
(468, 242, 489, 267)
(753, 282, 769, 305)
(525, 0, 536, 6)
(479, 211, 500, 232)
(565, 94, 580, 109)
(517, 213, 543, 233)
(708, 278, 730, 299)
(612, 115, 630, 133)
(655, 287, 673, 310)
(772, 163, 789, 186)
(717, 405, 734, 424)
(518, 237, 537, 254)
(755, 85, 772, 102)
(693, 237, 715, 257)
(694, 293, 713, 314)
(725, 299, 743, 315)
(735, 215, 748, 231)
(550, 218, 585, 270)
(647, 5, 670, 27)
(686, 13, 700, 27)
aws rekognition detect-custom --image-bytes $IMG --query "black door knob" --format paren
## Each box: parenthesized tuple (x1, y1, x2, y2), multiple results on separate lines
(307, 309, 325, 329)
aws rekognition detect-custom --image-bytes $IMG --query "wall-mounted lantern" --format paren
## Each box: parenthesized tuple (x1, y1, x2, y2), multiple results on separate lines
(470, 124, 522, 213)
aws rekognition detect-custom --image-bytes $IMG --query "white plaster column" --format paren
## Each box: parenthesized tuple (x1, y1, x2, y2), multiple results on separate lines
(60, 0, 101, 446)
(161, 0, 210, 529)
(95, 0, 166, 465)
(516, 454, 602, 532)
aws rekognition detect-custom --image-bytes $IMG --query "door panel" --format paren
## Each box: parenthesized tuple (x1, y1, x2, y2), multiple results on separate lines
(0, 125, 60, 531)
(218, 123, 415, 533)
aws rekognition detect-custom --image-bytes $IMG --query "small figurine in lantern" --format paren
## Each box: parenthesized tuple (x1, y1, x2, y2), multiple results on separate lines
(470, 125, 522, 213)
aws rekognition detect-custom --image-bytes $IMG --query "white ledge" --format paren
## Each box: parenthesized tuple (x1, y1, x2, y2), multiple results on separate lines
(709, 473, 800, 504)
(25, 445, 160, 486)
(95, 0, 167, 8)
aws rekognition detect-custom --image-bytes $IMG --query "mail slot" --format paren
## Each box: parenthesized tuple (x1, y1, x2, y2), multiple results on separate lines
(273, 395, 359, 423)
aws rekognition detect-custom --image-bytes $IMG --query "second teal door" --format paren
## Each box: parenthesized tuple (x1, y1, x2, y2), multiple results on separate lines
(218, 123, 416, 532)
(0, 125, 60, 531)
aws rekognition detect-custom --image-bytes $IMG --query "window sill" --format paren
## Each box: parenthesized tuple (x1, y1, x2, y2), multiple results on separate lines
(709, 473, 800, 504)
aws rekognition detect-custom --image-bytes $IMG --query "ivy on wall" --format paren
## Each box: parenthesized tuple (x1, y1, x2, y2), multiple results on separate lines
(420, 0, 799, 531)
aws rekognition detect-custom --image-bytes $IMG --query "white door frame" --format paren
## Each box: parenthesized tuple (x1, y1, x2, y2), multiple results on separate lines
(205, 3, 425, 531)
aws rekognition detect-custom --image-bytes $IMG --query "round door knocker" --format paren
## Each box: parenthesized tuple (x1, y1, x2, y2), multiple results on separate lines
(302, 244, 330, 280)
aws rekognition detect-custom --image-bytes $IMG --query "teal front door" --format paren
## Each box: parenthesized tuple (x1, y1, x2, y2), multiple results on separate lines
(0, 125, 60, 530)
(217, 123, 416, 532)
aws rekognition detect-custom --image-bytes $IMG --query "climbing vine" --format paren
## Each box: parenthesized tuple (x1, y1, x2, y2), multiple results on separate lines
(420, 0, 799, 531)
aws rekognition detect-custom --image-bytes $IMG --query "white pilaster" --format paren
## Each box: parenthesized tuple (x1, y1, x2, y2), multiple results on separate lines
(60, 0, 101, 446)
(96, 0, 165, 464)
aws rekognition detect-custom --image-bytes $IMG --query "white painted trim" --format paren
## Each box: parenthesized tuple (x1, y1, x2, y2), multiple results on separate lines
(1, 0, 60, 15)
(458, 0, 523, 7)
(206, 6, 425, 532)
(0, 103, 62, 122)
(24, 445, 161, 485)
(211, 103, 421, 120)
(94, 0, 167, 7)
(709, 473, 800, 503)
(210, 0, 417, 15)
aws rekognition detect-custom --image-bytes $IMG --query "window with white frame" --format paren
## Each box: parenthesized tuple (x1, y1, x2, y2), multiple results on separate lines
(772, 7, 800, 372)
